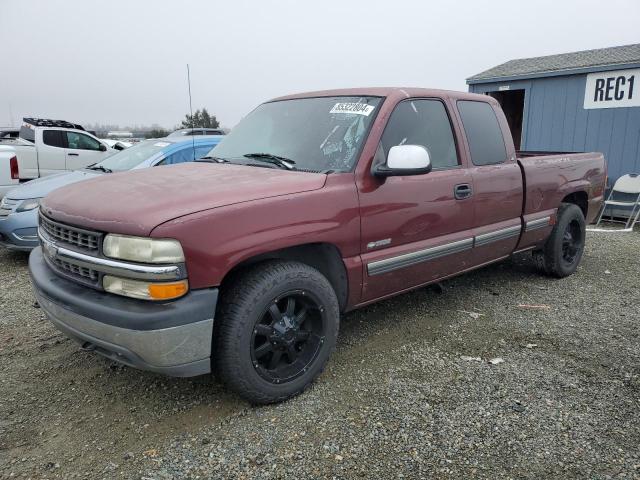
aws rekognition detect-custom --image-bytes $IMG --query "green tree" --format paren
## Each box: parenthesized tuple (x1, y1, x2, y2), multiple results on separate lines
(181, 108, 220, 129)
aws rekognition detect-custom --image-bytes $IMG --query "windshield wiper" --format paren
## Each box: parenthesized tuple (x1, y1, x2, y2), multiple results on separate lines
(86, 165, 112, 173)
(243, 153, 296, 170)
(195, 156, 229, 163)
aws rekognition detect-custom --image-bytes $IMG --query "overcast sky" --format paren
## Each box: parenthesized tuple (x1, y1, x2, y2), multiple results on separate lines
(1, 0, 639, 129)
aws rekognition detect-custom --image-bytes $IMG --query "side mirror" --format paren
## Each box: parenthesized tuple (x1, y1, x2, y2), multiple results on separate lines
(99, 144, 107, 152)
(373, 145, 432, 177)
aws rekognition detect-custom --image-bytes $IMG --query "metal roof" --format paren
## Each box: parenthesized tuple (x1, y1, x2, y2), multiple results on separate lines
(467, 43, 640, 84)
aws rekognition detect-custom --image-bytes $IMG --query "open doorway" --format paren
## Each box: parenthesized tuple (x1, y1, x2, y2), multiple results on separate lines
(489, 89, 525, 150)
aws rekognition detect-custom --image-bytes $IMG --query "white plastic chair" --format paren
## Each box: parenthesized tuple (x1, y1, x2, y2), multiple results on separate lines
(594, 174, 640, 231)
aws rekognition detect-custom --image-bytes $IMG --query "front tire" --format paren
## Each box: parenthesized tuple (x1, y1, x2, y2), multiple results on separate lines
(533, 203, 586, 278)
(214, 261, 339, 404)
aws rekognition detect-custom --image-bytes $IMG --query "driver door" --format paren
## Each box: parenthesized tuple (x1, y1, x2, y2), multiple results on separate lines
(358, 99, 475, 302)
(64, 132, 108, 170)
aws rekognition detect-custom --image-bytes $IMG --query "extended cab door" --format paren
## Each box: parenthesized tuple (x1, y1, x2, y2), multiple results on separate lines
(38, 129, 67, 175)
(358, 98, 475, 302)
(455, 99, 523, 266)
(64, 131, 109, 170)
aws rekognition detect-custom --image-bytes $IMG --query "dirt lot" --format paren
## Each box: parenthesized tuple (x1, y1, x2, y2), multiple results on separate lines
(1, 231, 639, 479)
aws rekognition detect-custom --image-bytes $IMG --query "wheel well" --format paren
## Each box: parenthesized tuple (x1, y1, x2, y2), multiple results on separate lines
(220, 243, 349, 312)
(561, 191, 588, 218)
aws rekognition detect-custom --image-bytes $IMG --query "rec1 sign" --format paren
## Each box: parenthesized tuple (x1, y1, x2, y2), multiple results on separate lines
(584, 68, 638, 109)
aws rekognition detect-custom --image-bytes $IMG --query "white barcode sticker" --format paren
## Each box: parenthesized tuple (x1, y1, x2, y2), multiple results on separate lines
(330, 103, 375, 116)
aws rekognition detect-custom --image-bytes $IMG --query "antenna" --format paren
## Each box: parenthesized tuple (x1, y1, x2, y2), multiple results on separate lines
(187, 64, 196, 159)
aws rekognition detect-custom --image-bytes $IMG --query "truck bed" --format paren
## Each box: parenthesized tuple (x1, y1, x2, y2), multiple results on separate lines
(517, 151, 606, 224)
(517, 150, 580, 157)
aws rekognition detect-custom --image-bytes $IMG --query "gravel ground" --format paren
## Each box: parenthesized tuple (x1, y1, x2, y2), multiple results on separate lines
(1, 231, 639, 479)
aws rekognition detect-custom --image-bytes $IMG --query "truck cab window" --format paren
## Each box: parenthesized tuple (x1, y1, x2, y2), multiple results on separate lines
(66, 132, 101, 151)
(380, 99, 459, 170)
(43, 130, 66, 148)
(457, 100, 507, 166)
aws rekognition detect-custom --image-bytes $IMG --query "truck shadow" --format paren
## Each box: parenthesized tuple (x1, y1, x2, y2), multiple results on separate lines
(88, 252, 543, 399)
(1, 249, 30, 263)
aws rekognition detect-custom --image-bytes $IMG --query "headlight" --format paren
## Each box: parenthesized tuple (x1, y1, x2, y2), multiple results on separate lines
(16, 198, 41, 212)
(103, 234, 184, 264)
(103, 275, 188, 300)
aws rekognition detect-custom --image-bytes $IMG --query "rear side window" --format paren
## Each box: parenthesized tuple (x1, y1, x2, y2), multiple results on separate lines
(457, 101, 507, 166)
(43, 130, 66, 148)
(380, 99, 459, 169)
(19, 126, 35, 143)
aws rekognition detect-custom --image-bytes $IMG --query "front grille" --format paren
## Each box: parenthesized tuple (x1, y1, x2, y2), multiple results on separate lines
(53, 257, 100, 283)
(0, 198, 18, 217)
(39, 214, 100, 251)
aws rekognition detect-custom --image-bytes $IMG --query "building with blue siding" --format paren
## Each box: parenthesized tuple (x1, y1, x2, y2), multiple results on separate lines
(467, 44, 640, 186)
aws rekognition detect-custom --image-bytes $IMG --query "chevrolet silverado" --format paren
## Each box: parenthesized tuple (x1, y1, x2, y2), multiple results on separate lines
(29, 88, 606, 404)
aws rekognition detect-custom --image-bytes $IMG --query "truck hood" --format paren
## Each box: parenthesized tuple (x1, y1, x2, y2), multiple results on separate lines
(41, 163, 328, 236)
(8, 170, 101, 200)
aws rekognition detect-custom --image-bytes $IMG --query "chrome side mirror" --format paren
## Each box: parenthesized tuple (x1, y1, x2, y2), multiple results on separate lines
(373, 145, 432, 177)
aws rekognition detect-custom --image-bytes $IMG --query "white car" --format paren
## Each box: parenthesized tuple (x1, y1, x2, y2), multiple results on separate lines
(0, 145, 19, 200)
(9, 118, 115, 180)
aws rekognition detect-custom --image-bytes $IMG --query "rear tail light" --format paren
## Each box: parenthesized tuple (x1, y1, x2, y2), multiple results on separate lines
(9, 156, 19, 180)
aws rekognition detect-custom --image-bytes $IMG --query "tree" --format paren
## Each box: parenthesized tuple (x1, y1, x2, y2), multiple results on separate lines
(180, 108, 220, 129)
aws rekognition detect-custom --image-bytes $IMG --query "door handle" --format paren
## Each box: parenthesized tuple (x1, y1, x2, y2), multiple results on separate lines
(454, 183, 473, 200)
(67, 153, 79, 156)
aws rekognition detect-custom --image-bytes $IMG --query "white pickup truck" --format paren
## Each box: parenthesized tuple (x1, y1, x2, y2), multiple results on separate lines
(4, 118, 115, 180)
(0, 146, 19, 200)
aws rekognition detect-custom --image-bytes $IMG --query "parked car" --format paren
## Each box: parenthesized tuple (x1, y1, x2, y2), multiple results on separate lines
(6, 118, 116, 181)
(0, 135, 222, 251)
(29, 88, 606, 404)
(169, 128, 226, 137)
(101, 139, 132, 150)
(0, 128, 20, 140)
(0, 145, 19, 200)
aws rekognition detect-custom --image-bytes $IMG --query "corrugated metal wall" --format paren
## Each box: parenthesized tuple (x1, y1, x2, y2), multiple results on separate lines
(470, 74, 640, 185)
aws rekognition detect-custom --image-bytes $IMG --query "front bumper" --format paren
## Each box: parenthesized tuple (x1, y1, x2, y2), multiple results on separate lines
(29, 247, 218, 377)
(0, 208, 39, 251)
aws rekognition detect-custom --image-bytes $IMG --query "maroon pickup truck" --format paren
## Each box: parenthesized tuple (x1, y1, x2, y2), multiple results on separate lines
(29, 88, 606, 404)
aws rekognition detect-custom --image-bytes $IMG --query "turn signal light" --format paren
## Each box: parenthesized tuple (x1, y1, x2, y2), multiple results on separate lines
(148, 281, 189, 300)
(103, 275, 189, 301)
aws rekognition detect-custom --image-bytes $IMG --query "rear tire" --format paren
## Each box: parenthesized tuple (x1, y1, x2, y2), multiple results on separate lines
(214, 261, 339, 404)
(533, 203, 586, 278)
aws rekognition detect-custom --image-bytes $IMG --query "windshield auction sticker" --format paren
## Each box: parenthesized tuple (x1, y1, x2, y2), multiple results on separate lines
(330, 103, 375, 116)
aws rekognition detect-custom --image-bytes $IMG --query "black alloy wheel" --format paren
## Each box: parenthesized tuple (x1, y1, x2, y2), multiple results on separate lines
(561, 219, 583, 266)
(533, 202, 586, 278)
(250, 290, 326, 384)
(214, 261, 340, 404)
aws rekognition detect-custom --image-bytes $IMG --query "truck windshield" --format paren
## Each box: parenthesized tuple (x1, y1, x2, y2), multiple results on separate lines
(208, 96, 382, 172)
(93, 140, 170, 172)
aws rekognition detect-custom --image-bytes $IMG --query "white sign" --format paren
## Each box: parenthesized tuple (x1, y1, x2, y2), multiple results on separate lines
(330, 103, 375, 116)
(584, 68, 639, 109)
(498, 85, 510, 91)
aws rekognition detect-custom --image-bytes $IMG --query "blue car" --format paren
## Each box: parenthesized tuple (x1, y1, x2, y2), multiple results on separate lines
(0, 136, 222, 251)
